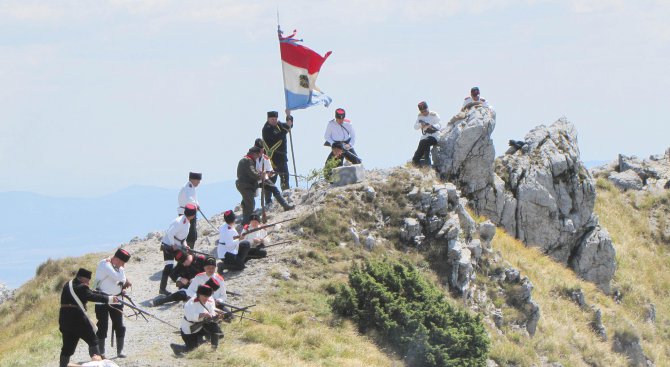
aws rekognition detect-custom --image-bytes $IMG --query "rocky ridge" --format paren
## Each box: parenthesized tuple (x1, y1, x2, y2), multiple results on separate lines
(592, 149, 670, 192)
(434, 106, 616, 293)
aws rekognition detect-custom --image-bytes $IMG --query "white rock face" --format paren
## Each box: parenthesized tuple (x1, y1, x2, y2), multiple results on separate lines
(436, 114, 617, 292)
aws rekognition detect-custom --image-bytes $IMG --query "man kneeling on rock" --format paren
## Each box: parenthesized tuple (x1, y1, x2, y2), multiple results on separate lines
(150, 251, 206, 307)
(170, 284, 223, 355)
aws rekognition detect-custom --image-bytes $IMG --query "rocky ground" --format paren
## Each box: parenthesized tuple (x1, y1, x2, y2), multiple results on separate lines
(53, 195, 309, 367)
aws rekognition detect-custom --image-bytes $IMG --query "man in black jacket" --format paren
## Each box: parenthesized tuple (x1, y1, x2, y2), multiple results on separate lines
(236, 146, 262, 225)
(59, 268, 118, 367)
(150, 251, 206, 307)
(261, 110, 293, 191)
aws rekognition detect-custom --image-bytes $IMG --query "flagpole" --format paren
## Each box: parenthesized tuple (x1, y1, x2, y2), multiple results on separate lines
(277, 17, 299, 190)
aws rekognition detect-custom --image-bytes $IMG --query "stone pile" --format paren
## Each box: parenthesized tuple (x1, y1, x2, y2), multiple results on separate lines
(592, 150, 670, 192)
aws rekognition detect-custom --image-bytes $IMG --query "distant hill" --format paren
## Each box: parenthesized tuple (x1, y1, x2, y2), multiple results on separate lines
(0, 180, 237, 288)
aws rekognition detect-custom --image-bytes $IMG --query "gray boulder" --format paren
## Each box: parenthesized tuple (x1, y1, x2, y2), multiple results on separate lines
(609, 170, 644, 191)
(612, 330, 651, 367)
(569, 227, 617, 294)
(400, 218, 423, 245)
(331, 164, 366, 186)
(434, 105, 496, 197)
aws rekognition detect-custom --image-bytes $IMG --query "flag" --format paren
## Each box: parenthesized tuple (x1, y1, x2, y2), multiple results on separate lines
(278, 27, 332, 110)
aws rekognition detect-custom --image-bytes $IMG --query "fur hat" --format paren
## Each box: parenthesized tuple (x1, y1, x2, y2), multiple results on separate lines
(197, 284, 213, 297)
(114, 248, 131, 263)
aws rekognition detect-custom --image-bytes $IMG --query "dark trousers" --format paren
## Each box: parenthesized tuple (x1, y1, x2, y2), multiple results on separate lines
(236, 183, 256, 225)
(223, 241, 251, 270)
(156, 290, 189, 305)
(187, 217, 197, 248)
(325, 147, 361, 165)
(412, 137, 437, 166)
(262, 181, 289, 207)
(271, 155, 290, 190)
(95, 303, 125, 340)
(181, 330, 204, 352)
(60, 328, 99, 363)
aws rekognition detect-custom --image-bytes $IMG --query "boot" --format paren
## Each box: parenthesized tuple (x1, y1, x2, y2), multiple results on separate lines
(98, 338, 105, 359)
(170, 343, 187, 356)
(277, 194, 294, 211)
(59, 355, 70, 367)
(116, 335, 126, 358)
(159, 265, 172, 295)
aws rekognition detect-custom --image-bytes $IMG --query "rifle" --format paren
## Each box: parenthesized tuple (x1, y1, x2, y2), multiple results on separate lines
(262, 240, 293, 249)
(233, 217, 297, 240)
(161, 242, 212, 258)
(198, 207, 219, 232)
(226, 290, 243, 297)
(117, 299, 179, 329)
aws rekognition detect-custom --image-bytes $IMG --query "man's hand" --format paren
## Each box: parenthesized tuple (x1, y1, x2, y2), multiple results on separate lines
(253, 238, 263, 245)
(91, 354, 103, 361)
(177, 278, 189, 288)
(344, 143, 351, 150)
(112, 296, 120, 303)
(199, 312, 213, 320)
(123, 280, 132, 289)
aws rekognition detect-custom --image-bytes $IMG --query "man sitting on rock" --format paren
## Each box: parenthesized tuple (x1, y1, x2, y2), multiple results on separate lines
(324, 142, 346, 182)
(242, 214, 269, 260)
(217, 210, 252, 272)
(463, 86, 490, 109)
(412, 101, 441, 167)
(324, 108, 362, 165)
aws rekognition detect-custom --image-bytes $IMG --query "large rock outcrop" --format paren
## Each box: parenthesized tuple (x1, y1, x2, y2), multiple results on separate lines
(435, 109, 616, 292)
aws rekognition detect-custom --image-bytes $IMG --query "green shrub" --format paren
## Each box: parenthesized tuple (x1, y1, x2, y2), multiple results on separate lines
(333, 259, 489, 367)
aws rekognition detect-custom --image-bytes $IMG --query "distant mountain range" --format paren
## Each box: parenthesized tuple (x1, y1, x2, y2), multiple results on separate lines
(0, 181, 238, 288)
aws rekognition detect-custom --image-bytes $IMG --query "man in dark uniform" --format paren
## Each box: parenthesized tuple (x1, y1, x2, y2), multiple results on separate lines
(236, 146, 262, 225)
(261, 110, 293, 191)
(59, 268, 118, 367)
(150, 250, 206, 307)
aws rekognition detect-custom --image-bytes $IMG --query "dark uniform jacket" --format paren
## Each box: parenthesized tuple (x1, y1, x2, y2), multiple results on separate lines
(59, 278, 110, 333)
(170, 255, 207, 286)
(262, 121, 292, 162)
(236, 156, 261, 191)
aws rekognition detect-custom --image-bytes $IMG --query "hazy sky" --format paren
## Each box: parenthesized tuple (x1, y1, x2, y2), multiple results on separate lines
(1, 0, 668, 196)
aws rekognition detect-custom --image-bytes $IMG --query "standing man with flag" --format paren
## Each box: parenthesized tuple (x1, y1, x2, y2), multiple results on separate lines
(261, 111, 293, 191)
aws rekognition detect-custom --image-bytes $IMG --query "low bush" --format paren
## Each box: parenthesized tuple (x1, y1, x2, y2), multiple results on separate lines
(333, 259, 489, 367)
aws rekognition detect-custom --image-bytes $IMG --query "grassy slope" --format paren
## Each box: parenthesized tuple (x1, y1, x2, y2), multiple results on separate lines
(2, 172, 670, 367)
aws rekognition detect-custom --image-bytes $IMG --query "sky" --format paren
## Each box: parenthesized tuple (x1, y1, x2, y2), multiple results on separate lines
(1, 0, 668, 197)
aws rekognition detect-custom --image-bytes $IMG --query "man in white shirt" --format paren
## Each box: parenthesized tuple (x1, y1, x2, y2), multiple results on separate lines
(412, 101, 442, 167)
(93, 249, 131, 359)
(170, 284, 220, 355)
(462, 86, 490, 109)
(217, 210, 252, 272)
(178, 172, 201, 248)
(324, 108, 362, 165)
(185, 257, 227, 306)
(254, 138, 294, 211)
(159, 203, 197, 295)
(242, 214, 269, 260)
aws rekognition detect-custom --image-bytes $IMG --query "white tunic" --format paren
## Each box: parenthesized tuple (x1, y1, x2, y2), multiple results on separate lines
(244, 227, 270, 247)
(162, 215, 191, 247)
(256, 154, 273, 183)
(186, 272, 227, 303)
(180, 297, 216, 334)
(324, 119, 356, 147)
(217, 224, 240, 257)
(177, 181, 199, 215)
(93, 258, 127, 303)
(414, 111, 442, 140)
(463, 96, 490, 108)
